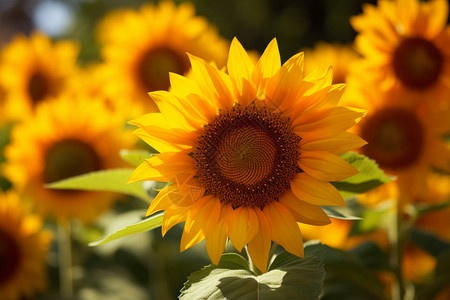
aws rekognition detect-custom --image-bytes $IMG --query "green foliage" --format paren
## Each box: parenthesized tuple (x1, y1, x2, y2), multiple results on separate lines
(46, 168, 150, 201)
(416, 250, 450, 300)
(120, 149, 153, 167)
(305, 241, 388, 300)
(322, 198, 362, 220)
(332, 152, 394, 199)
(89, 212, 163, 246)
(180, 252, 324, 300)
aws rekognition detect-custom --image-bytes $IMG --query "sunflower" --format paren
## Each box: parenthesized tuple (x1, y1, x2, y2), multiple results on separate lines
(0, 191, 51, 300)
(2, 94, 136, 224)
(343, 85, 450, 203)
(97, 0, 229, 113)
(0, 32, 79, 121)
(350, 0, 450, 108)
(303, 42, 359, 85)
(128, 38, 366, 272)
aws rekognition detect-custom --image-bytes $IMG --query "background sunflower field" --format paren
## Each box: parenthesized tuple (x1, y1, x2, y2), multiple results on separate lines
(0, 0, 449, 300)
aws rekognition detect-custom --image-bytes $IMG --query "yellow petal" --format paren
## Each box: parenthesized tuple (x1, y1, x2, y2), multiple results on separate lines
(146, 186, 171, 216)
(300, 131, 367, 155)
(299, 150, 359, 181)
(228, 37, 256, 104)
(228, 206, 259, 252)
(264, 201, 304, 258)
(280, 190, 331, 226)
(161, 205, 189, 236)
(252, 38, 281, 94)
(290, 173, 345, 206)
(247, 208, 272, 273)
(128, 159, 165, 183)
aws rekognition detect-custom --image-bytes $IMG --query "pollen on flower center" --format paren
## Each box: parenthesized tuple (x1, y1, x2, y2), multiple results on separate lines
(193, 102, 301, 209)
(28, 71, 51, 104)
(0, 229, 21, 284)
(360, 108, 424, 170)
(392, 37, 443, 89)
(137, 46, 190, 92)
(44, 139, 101, 184)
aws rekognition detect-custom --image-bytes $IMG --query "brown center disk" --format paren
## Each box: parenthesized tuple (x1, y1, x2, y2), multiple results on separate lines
(392, 37, 443, 89)
(137, 46, 190, 92)
(193, 103, 301, 209)
(360, 107, 424, 170)
(28, 71, 51, 105)
(0, 229, 21, 285)
(44, 139, 102, 184)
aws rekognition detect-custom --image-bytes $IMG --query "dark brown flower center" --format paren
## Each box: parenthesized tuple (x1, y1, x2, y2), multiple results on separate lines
(360, 108, 424, 170)
(392, 37, 443, 89)
(28, 71, 52, 105)
(193, 103, 301, 209)
(0, 229, 21, 285)
(137, 46, 190, 92)
(44, 139, 101, 184)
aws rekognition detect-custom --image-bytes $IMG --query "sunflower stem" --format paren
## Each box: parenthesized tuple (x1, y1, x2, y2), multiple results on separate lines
(58, 221, 73, 298)
(389, 199, 405, 300)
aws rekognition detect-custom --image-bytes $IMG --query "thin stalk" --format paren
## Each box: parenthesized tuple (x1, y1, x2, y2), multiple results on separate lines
(58, 221, 73, 298)
(389, 200, 405, 300)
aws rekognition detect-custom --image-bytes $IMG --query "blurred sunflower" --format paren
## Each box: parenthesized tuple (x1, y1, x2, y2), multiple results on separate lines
(97, 0, 229, 113)
(351, 0, 450, 106)
(128, 38, 366, 272)
(343, 86, 450, 203)
(3, 94, 136, 224)
(303, 42, 359, 84)
(0, 191, 51, 300)
(0, 32, 79, 121)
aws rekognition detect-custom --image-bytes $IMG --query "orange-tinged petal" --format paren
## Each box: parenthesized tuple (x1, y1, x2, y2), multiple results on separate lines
(280, 190, 331, 226)
(264, 201, 304, 258)
(206, 204, 233, 265)
(228, 206, 259, 252)
(300, 131, 367, 155)
(128, 159, 165, 183)
(180, 195, 219, 251)
(290, 173, 346, 206)
(161, 205, 189, 236)
(298, 150, 359, 181)
(247, 208, 272, 273)
(146, 186, 172, 216)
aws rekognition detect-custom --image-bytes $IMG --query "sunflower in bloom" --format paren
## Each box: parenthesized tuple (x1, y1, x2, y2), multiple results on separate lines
(0, 191, 51, 300)
(303, 42, 359, 85)
(97, 0, 229, 113)
(343, 85, 450, 203)
(3, 94, 136, 223)
(350, 0, 450, 107)
(128, 38, 366, 272)
(0, 32, 79, 121)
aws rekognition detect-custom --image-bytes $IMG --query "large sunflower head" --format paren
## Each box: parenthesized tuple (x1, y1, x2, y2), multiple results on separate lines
(0, 32, 79, 121)
(2, 94, 136, 224)
(97, 0, 229, 113)
(129, 38, 366, 272)
(303, 42, 359, 85)
(0, 191, 52, 300)
(350, 0, 450, 105)
(343, 84, 450, 202)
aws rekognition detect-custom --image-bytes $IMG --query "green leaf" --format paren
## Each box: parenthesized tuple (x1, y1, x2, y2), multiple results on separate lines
(305, 241, 387, 300)
(416, 201, 450, 217)
(89, 212, 163, 246)
(350, 206, 389, 235)
(332, 152, 394, 198)
(120, 149, 153, 167)
(180, 252, 324, 300)
(322, 198, 362, 220)
(45, 168, 150, 201)
(410, 228, 450, 258)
